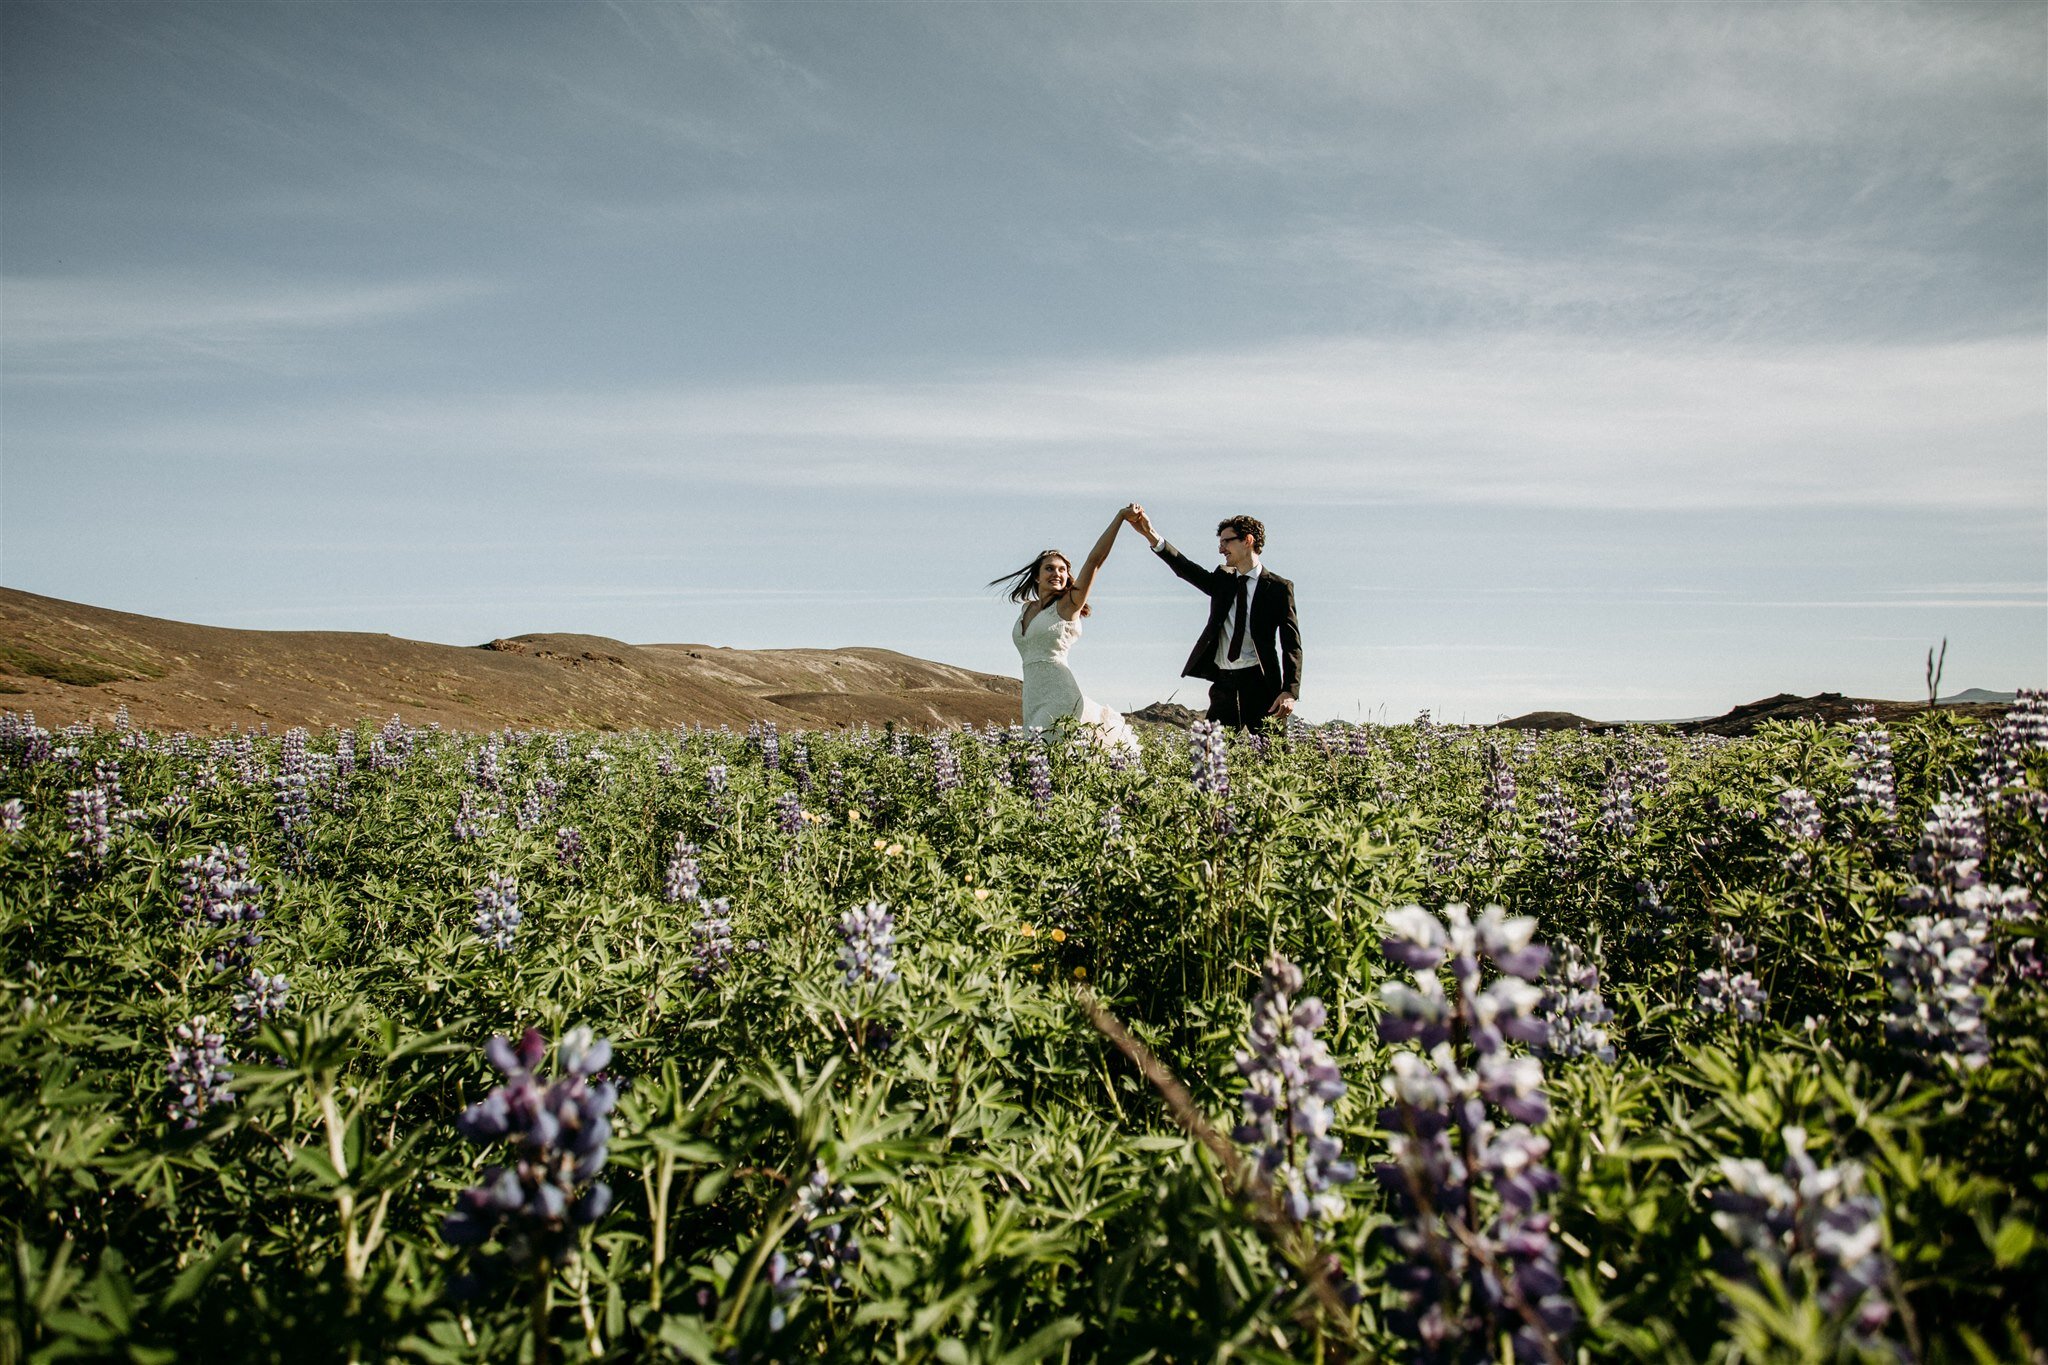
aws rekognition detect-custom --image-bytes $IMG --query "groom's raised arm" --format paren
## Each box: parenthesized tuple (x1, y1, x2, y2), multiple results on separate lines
(1129, 507, 1221, 595)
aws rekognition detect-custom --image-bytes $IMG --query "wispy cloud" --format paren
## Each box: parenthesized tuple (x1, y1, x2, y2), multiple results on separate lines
(0, 275, 488, 379)
(1042, 2, 2041, 178)
(58, 329, 2039, 511)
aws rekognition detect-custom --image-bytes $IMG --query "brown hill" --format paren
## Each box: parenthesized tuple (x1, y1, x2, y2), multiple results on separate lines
(0, 588, 1020, 733)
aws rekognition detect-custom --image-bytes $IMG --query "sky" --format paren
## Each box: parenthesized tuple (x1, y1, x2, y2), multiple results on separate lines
(2, 0, 2043, 724)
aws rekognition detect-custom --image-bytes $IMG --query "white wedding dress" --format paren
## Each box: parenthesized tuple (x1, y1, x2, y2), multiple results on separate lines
(1014, 606, 1141, 755)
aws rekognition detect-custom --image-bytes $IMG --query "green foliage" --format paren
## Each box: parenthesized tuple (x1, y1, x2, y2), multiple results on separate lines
(0, 712, 2041, 1361)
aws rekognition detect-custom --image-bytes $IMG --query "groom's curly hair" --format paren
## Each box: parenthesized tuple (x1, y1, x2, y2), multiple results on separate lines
(1217, 515, 1266, 552)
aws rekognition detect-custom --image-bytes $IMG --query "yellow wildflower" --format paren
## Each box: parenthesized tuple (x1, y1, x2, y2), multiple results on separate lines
(872, 838, 888, 851)
(1050, 928, 1067, 943)
(973, 888, 991, 902)
(1019, 923, 1036, 937)
(1072, 966, 1088, 980)
(885, 842, 904, 857)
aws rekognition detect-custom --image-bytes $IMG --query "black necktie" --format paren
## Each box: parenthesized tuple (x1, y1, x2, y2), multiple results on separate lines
(1227, 575, 1248, 662)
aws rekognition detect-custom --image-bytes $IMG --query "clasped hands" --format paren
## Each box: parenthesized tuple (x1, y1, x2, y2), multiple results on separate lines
(1118, 502, 1158, 545)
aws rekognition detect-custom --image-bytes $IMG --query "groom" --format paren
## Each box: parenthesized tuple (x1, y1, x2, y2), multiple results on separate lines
(1127, 507, 1301, 730)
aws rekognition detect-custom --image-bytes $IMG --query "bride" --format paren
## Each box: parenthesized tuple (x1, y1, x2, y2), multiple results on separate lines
(990, 506, 1143, 754)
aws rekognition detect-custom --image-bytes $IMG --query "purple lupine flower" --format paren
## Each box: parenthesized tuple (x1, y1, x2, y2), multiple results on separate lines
(1696, 935, 1769, 1022)
(1539, 941, 1615, 1062)
(1482, 745, 1518, 823)
(1625, 737, 1671, 796)
(776, 791, 803, 837)
(1893, 796, 2038, 990)
(556, 825, 584, 869)
(1233, 954, 1356, 1226)
(1633, 879, 1673, 937)
(1842, 710, 1896, 825)
(232, 732, 265, 786)
(64, 786, 114, 864)
(453, 789, 495, 841)
(1189, 720, 1229, 798)
(515, 786, 547, 832)
(1025, 747, 1053, 807)
(838, 900, 899, 989)
(1774, 787, 1824, 870)
(704, 762, 728, 798)
(1536, 784, 1580, 863)
(0, 799, 23, 834)
(273, 766, 313, 854)
(664, 835, 700, 904)
(232, 970, 289, 1032)
(827, 763, 845, 811)
(1594, 766, 1636, 841)
(177, 845, 264, 966)
(1999, 686, 2048, 751)
(333, 729, 357, 783)
(473, 873, 522, 951)
(930, 733, 960, 795)
(760, 722, 781, 772)
(278, 725, 308, 773)
(165, 1015, 234, 1127)
(377, 715, 412, 768)
(1908, 795, 1984, 897)
(1410, 710, 1435, 782)
(767, 1164, 863, 1330)
(691, 898, 734, 983)
(1375, 902, 1575, 1362)
(1710, 1126, 1894, 1349)
(790, 1164, 860, 1288)
(443, 1026, 617, 1271)
(1100, 803, 1123, 839)
(1883, 913, 1991, 1069)
(1347, 723, 1375, 760)
(1976, 689, 2048, 810)
(471, 736, 503, 793)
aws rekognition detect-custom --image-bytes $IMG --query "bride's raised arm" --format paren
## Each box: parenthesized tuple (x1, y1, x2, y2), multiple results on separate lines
(1060, 505, 1136, 619)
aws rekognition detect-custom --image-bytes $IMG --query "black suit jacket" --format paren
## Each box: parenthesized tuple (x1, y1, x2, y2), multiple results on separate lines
(1155, 543, 1303, 697)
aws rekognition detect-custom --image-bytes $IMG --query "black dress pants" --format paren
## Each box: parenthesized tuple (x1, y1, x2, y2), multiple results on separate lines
(1207, 669, 1282, 730)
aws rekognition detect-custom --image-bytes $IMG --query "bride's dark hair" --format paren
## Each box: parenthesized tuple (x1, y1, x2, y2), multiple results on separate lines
(990, 550, 1092, 617)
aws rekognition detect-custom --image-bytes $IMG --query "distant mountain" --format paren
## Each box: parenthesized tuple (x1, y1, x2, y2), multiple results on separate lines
(1494, 691, 2013, 736)
(1938, 688, 2018, 705)
(0, 588, 1020, 733)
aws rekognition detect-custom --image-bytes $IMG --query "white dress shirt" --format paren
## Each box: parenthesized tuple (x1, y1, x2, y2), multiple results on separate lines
(1214, 563, 1263, 672)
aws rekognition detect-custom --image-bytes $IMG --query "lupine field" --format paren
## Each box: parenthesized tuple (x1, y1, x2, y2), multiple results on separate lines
(1, 696, 2044, 1364)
